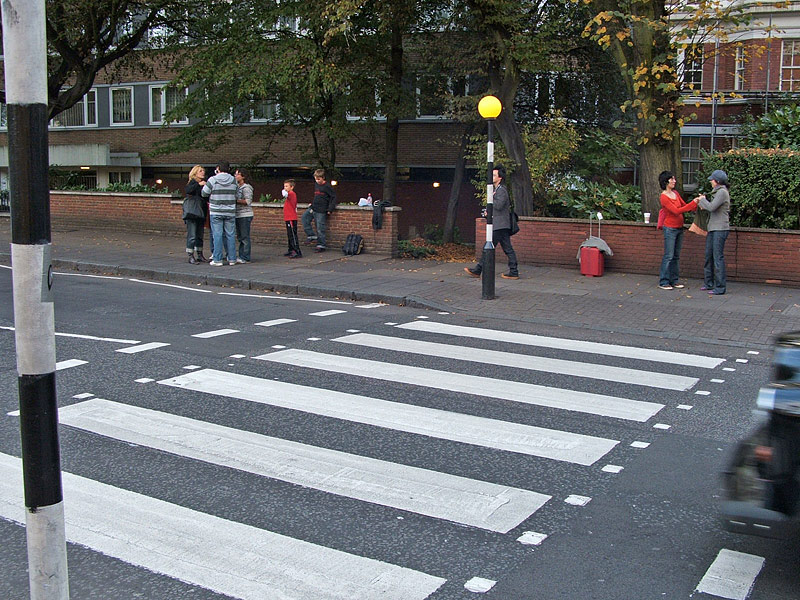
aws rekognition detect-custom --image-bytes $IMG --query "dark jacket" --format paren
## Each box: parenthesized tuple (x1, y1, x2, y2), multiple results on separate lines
(312, 181, 337, 213)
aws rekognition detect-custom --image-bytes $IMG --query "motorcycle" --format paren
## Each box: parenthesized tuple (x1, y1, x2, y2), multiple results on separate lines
(721, 331, 800, 539)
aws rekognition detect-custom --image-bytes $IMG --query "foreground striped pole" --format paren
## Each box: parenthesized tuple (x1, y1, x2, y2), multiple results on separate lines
(477, 96, 501, 300)
(2, 2, 70, 598)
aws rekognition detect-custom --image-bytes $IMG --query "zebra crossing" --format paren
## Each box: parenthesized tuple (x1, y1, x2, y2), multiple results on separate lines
(0, 315, 739, 599)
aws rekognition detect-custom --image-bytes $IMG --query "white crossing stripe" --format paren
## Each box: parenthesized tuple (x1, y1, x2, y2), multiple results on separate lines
(695, 549, 765, 600)
(333, 333, 698, 391)
(309, 309, 347, 317)
(191, 328, 239, 338)
(158, 369, 618, 465)
(255, 349, 663, 423)
(60, 399, 549, 533)
(55, 359, 88, 371)
(116, 342, 170, 354)
(396, 321, 725, 368)
(0, 453, 445, 600)
(255, 318, 297, 327)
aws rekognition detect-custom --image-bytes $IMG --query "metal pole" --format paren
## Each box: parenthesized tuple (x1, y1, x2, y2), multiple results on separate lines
(481, 119, 495, 300)
(2, 2, 70, 598)
(711, 38, 719, 153)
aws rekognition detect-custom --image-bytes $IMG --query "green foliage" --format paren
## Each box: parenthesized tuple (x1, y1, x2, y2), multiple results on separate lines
(258, 193, 274, 203)
(103, 183, 171, 194)
(701, 148, 800, 230)
(421, 223, 462, 245)
(398, 239, 437, 258)
(739, 104, 800, 150)
(569, 129, 636, 183)
(547, 180, 642, 221)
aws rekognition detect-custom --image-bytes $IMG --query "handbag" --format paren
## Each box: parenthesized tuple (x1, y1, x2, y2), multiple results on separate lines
(182, 196, 204, 220)
(510, 211, 520, 236)
(656, 209, 666, 230)
(688, 221, 707, 237)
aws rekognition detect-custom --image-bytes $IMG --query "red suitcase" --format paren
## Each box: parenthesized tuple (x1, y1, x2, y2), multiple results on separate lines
(580, 246, 604, 277)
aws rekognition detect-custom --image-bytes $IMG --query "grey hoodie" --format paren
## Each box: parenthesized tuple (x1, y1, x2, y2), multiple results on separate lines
(202, 172, 237, 217)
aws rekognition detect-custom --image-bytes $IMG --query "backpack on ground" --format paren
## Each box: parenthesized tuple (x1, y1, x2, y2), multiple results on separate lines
(342, 233, 364, 255)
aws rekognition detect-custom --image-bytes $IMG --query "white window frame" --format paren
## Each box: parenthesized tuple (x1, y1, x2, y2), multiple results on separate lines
(734, 46, 746, 92)
(51, 89, 98, 128)
(681, 136, 702, 191)
(108, 171, 133, 185)
(149, 84, 188, 125)
(780, 39, 800, 92)
(250, 98, 280, 122)
(679, 45, 703, 91)
(110, 86, 134, 126)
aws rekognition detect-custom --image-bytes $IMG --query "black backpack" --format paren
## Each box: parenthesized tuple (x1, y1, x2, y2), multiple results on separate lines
(342, 233, 364, 255)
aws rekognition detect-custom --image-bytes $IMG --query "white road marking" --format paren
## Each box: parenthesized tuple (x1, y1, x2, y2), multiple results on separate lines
(219, 292, 351, 304)
(723, 367, 736, 372)
(517, 531, 548, 546)
(256, 349, 663, 423)
(334, 333, 698, 391)
(271, 345, 287, 349)
(711, 378, 725, 383)
(601, 465, 623, 473)
(747, 351, 759, 355)
(564, 495, 591, 506)
(183, 365, 202, 370)
(116, 342, 170, 354)
(307, 337, 321, 341)
(630, 441, 650, 448)
(229, 354, 246, 358)
(346, 329, 361, 333)
(309, 310, 347, 317)
(127, 278, 213, 293)
(464, 577, 496, 593)
(0, 453, 445, 600)
(0, 265, 10, 270)
(384, 322, 398, 326)
(653, 423, 671, 430)
(2, 327, 139, 345)
(134, 378, 154, 384)
(736, 359, 749, 364)
(695, 549, 765, 600)
(255, 318, 296, 327)
(54, 272, 123, 279)
(396, 321, 726, 368)
(677, 404, 694, 410)
(355, 303, 386, 309)
(158, 369, 619, 465)
(191, 329, 239, 338)
(60, 399, 550, 533)
(72, 393, 94, 399)
(7, 411, 20, 417)
(695, 390, 711, 396)
(55, 359, 88, 371)
(415, 316, 429, 319)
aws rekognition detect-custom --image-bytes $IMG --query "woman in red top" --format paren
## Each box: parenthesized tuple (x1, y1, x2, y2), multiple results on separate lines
(658, 170, 698, 290)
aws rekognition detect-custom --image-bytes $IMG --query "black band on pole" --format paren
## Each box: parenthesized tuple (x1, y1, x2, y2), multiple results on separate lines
(18, 372, 63, 509)
(9, 103, 51, 245)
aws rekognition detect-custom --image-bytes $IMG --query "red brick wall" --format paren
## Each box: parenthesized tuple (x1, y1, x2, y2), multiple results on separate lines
(475, 217, 800, 286)
(50, 191, 400, 256)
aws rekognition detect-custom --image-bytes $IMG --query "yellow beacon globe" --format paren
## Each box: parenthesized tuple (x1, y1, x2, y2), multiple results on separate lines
(478, 95, 502, 119)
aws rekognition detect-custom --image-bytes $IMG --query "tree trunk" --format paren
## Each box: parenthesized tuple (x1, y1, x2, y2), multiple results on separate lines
(495, 110, 535, 215)
(443, 126, 473, 244)
(639, 139, 680, 214)
(382, 22, 403, 206)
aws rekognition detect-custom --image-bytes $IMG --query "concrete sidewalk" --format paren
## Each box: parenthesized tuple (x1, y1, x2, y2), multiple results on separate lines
(2, 217, 800, 348)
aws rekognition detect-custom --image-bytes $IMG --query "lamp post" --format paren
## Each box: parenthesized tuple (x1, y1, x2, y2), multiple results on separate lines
(477, 95, 502, 300)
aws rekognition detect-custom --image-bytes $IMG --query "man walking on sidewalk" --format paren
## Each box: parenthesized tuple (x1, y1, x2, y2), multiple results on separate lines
(202, 160, 238, 266)
(464, 164, 519, 280)
(302, 168, 337, 253)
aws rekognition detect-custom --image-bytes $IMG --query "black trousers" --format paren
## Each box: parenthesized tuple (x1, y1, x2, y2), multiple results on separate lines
(285, 220, 301, 253)
(473, 228, 518, 275)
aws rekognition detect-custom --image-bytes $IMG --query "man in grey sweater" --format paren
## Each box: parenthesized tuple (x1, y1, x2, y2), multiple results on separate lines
(202, 160, 238, 266)
(464, 164, 519, 280)
(697, 169, 731, 295)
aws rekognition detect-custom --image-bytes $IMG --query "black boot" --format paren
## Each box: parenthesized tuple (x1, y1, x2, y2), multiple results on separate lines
(188, 253, 198, 265)
(196, 250, 209, 263)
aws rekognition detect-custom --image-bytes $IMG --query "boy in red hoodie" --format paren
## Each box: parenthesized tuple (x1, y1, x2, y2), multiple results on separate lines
(283, 179, 302, 258)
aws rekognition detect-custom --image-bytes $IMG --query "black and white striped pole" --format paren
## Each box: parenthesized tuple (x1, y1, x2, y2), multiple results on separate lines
(2, 2, 70, 598)
(477, 95, 502, 300)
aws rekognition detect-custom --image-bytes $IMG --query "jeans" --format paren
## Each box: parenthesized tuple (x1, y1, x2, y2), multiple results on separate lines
(659, 226, 684, 286)
(236, 216, 252, 262)
(302, 207, 327, 247)
(704, 229, 729, 294)
(210, 215, 236, 263)
(185, 217, 204, 252)
(472, 228, 518, 275)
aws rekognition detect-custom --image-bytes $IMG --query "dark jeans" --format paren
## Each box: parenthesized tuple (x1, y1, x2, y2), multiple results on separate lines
(302, 207, 327, 247)
(472, 228, 518, 275)
(210, 215, 236, 263)
(704, 229, 729, 294)
(286, 220, 301, 253)
(236, 216, 252, 262)
(184, 217, 204, 252)
(659, 226, 684, 286)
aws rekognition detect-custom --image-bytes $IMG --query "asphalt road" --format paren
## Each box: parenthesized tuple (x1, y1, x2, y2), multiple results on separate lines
(0, 265, 797, 600)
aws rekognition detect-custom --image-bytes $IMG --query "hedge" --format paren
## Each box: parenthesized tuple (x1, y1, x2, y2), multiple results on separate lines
(701, 148, 800, 230)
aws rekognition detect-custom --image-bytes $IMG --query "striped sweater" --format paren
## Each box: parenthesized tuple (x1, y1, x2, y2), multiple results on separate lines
(201, 172, 237, 216)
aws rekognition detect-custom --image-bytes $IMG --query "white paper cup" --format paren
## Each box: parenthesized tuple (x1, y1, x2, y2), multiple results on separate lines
(643, 212, 651, 223)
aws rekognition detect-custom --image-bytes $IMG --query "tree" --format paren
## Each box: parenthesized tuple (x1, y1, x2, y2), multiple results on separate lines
(0, 0, 195, 119)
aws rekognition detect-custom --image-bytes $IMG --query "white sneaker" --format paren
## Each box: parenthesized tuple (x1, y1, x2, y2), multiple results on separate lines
(209, 260, 223, 266)
(236, 258, 248, 264)
(228, 261, 237, 266)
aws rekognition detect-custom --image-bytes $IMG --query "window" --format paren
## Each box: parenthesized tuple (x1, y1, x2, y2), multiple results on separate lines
(52, 90, 97, 128)
(681, 45, 703, 91)
(109, 171, 132, 184)
(681, 136, 702, 190)
(0, 103, 6, 129)
(735, 46, 746, 91)
(150, 85, 188, 124)
(781, 40, 800, 92)
(110, 87, 134, 125)
(251, 98, 279, 122)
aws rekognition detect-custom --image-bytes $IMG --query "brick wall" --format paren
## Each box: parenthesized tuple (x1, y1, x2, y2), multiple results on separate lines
(475, 217, 800, 286)
(50, 191, 401, 256)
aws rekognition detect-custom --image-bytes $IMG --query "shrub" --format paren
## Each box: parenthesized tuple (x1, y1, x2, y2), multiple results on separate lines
(739, 104, 800, 150)
(701, 148, 800, 230)
(547, 180, 642, 221)
(398, 239, 437, 258)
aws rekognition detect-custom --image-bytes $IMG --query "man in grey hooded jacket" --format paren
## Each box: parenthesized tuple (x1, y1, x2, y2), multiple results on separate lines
(202, 160, 238, 265)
